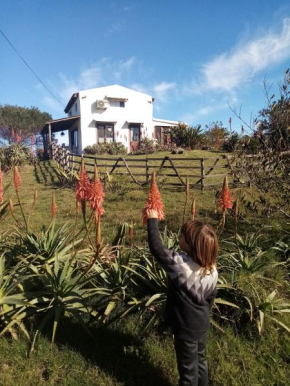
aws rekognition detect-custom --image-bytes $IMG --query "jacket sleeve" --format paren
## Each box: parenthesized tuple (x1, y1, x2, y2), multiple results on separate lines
(147, 218, 181, 273)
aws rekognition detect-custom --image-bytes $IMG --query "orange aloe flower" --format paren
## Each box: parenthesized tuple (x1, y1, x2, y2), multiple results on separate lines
(90, 165, 105, 222)
(218, 176, 233, 211)
(0, 168, 3, 205)
(13, 166, 22, 192)
(218, 176, 233, 229)
(51, 193, 57, 218)
(142, 172, 165, 225)
(75, 159, 92, 215)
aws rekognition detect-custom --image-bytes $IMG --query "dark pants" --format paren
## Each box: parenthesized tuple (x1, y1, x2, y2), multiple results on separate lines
(174, 336, 208, 386)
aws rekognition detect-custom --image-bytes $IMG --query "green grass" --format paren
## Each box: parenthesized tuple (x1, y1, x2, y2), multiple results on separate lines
(1, 316, 289, 386)
(1, 158, 290, 385)
(2, 158, 279, 242)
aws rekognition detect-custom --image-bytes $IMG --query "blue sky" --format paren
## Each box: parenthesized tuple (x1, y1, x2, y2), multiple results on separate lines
(1, 0, 290, 135)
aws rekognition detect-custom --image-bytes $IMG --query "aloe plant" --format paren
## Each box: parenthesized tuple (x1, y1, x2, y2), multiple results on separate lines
(256, 290, 290, 334)
(0, 254, 40, 339)
(220, 233, 272, 275)
(91, 245, 133, 322)
(29, 254, 100, 350)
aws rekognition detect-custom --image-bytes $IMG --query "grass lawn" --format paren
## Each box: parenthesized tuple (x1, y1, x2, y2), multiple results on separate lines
(1, 153, 290, 386)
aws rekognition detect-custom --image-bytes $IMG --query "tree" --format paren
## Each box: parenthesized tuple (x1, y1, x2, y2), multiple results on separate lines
(204, 121, 229, 149)
(257, 71, 290, 152)
(231, 69, 290, 218)
(0, 105, 52, 145)
(171, 124, 205, 149)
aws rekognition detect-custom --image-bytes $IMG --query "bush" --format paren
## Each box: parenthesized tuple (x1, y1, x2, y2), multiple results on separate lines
(222, 132, 240, 152)
(133, 137, 157, 154)
(83, 142, 127, 155)
(0, 144, 30, 171)
(171, 124, 205, 149)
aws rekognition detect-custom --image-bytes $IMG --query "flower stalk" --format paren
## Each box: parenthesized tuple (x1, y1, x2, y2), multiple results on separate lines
(13, 166, 28, 230)
(191, 198, 196, 220)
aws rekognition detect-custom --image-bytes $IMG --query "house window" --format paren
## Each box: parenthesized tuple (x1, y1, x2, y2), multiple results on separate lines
(131, 126, 140, 142)
(97, 125, 114, 143)
(97, 126, 105, 143)
(110, 100, 125, 107)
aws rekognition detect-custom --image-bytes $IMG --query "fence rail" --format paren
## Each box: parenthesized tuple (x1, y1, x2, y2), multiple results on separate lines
(50, 142, 240, 190)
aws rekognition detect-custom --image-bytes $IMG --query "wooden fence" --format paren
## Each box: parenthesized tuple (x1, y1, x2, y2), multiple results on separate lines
(50, 142, 239, 190)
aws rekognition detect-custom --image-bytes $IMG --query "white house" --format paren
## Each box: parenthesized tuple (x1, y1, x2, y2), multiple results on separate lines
(42, 85, 179, 154)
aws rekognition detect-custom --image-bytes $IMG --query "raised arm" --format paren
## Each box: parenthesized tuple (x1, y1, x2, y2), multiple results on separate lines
(146, 210, 182, 274)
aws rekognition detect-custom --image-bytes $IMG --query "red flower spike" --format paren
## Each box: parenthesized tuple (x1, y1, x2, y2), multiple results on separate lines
(75, 159, 92, 203)
(13, 166, 22, 192)
(142, 172, 165, 225)
(11, 128, 15, 140)
(51, 194, 57, 218)
(218, 176, 233, 211)
(0, 169, 3, 205)
(191, 198, 196, 220)
(90, 165, 105, 221)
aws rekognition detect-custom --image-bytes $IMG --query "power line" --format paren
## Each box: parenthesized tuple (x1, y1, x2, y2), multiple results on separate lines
(0, 29, 65, 108)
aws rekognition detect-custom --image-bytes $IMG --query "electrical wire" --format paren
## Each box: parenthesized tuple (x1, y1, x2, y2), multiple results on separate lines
(0, 29, 65, 107)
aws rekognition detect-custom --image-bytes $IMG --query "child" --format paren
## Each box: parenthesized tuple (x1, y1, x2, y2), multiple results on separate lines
(146, 209, 218, 386)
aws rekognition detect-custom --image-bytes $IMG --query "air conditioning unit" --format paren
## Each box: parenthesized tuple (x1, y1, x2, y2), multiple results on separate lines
(96, 100, 108, 109)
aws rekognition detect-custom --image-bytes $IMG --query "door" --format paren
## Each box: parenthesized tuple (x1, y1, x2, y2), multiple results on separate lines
(70, 129, 78, 152)
(130, 126, 140, 152)
(155, 127, 162, 144)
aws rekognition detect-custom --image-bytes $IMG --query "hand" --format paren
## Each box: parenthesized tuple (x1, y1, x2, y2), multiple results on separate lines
(147, 209, 158, 219)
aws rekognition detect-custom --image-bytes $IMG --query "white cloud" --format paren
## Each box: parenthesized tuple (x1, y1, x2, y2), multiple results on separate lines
(39, 57, 139, 114)
(153, 82, 176, 101)
(201, 18, 290, 92)
(129, 83, 148, 94)
(105, 23, 122, 36)
(180, 102, 228, 125)
(124, 5, 136, 12)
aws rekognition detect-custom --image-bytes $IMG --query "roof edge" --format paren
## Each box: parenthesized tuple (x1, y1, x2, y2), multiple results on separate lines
(64, 93, 79, 113)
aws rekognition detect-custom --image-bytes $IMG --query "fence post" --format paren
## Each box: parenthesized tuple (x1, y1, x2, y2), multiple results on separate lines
(71, 153, 74, 172)
(201, 158, 205, 192)
(145, 158, 149, 184)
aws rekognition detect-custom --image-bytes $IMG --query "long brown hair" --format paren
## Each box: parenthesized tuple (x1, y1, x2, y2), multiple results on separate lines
(181, 220, 218, 274)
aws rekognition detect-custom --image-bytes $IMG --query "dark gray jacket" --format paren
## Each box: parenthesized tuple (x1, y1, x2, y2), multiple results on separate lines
(147, 218, 218, 340)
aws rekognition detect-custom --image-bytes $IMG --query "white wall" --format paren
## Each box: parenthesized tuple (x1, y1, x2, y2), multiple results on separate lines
(68, 99, 80, 117)
(78, 85, 154, 153)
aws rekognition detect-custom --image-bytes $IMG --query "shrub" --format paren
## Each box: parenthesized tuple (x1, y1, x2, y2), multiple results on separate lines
(222, 132, 240, 152)
(171, 124, 205, 149)
(83, 142, 127, 155)
(131, 137, 158, 155)
(0, 144, 30, 171)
